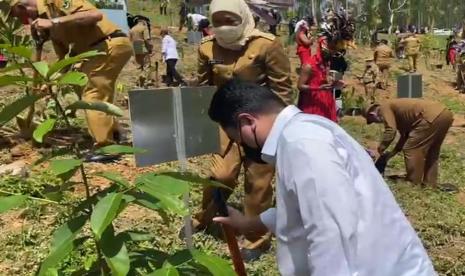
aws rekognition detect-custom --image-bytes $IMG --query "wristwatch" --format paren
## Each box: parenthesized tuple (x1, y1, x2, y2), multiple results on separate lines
(51, 18, 61, 26)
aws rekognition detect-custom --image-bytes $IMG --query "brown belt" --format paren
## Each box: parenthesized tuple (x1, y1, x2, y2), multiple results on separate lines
(90, 31, 127, 47)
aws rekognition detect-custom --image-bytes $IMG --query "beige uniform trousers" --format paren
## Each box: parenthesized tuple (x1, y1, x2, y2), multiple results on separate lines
(377, 63, 390, 88)
(403, 110, 453, 186)
(407, 54, 419, 72)
(80, 37, 133, 146)
(195, 128, 274, 250)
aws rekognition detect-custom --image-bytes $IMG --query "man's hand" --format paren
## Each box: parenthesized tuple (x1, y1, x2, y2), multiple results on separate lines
(213, 206, 250, 234)
(32, 18, 53, 31)
(380, 151, 394, 160)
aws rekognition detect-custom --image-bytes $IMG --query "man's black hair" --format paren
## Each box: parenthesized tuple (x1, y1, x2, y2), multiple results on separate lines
(208, 78, 286, 128)
(380, 39, 388, 44)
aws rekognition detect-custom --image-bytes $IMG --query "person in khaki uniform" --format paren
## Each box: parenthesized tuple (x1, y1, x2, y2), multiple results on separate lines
(364, 99, 454, 187)
(403, 33, 421, 73)
(455, 42, 465, 92)
(374, 39, 394, 89)
(194, 0, 292, 262)
(129, 18, 152, 70)
(360, 58, 377, 103)
(10, 0, 133, 161)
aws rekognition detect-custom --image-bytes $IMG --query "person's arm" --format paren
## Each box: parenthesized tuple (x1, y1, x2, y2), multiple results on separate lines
(197, 45, 213, 86)
(378, 106, 398, 154)
(32, 0, 103, 31)
(213, 206, 270, 236)
(297, 64, 312, 92)
(264, 39, 294, 104)
(289, 140, 357, 275)
(161, 37, 167, 61)
(297, 31, 312, 47)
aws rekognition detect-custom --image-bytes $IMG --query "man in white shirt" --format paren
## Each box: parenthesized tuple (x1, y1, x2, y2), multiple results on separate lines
(160, 28, 186, 86)
(187, 13, 208, 30)
(210, 79, 436, 276)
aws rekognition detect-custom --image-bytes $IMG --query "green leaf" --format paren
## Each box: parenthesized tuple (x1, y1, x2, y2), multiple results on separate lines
(49, 159, 82, 177)
(125, 191, 162, 211)
(0, 94, 40, 126)
(0, 44, 33, 59)
(100, 226, 130, 276)
(135, 173, 190, 196)
(58, 71, 88, 86)
(0, 74, 33, 86)
(66, 100, 124, 117)
(94, 171, 130, 188)
(135, 173, 192, 215)
(38, 216, 88, 276)
(32, 61, 49, 78)
(0, 195, 27, 213)
(96, 145, 146, 155)
(191, 250, 236, 276)
(33, 118, 56, 143)
(118, 231, 152, 242)
(147, 266, 179, 276)
(137, 183, 188, 216)
(34, 147, 71, 166)
(47, 50, 103, 78)
(90, 192, 123, 240)
(159, 172, 231, 190)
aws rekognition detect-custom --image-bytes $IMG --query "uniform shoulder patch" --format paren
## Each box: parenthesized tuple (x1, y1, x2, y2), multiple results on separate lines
(201, 35, 215, 44)
(59, 0, 71, 9)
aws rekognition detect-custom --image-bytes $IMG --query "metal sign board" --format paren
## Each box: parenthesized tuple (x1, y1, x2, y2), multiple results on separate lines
(101, 9, 130, 33)
(187, 31, 203, 44)
(397, 73, 423, 98)
(128, 86, 220, 167)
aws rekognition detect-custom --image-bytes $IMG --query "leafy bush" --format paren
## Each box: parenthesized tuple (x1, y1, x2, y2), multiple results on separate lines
(0, 15, 235, 275)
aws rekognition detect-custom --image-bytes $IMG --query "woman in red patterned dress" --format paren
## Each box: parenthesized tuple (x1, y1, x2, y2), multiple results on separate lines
(297, 9, 355, 122)
(297, 36, 338, 121)
(295, 17, 313, 65)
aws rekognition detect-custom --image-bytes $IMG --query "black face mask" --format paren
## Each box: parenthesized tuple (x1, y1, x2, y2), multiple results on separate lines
(238, 123, 267, 164)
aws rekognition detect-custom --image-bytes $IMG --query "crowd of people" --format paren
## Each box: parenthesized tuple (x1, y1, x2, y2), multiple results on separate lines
(6, 0, 463, 274)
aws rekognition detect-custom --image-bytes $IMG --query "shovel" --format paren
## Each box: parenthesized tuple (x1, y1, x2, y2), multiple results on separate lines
(213, 189, 247, 276)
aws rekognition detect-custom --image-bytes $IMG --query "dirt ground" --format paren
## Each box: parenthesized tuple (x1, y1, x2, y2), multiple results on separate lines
(1, 28, 465, 275)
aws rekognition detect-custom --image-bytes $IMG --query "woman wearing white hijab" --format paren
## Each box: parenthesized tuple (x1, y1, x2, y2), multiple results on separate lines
(193, 0, 293, 262)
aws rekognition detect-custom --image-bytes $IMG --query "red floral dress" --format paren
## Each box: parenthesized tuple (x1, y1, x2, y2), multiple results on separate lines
(296, 26, 312, 65)
(298, 37, 337, 122)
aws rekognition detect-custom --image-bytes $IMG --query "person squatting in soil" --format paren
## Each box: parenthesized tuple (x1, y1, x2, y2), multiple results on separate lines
(364, 99, 454, 187)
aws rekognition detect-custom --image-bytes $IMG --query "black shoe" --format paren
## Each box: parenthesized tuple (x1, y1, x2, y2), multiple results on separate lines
(438, 183, 459, 193)
(240, 247, 268, 263)
(84, 153, 120, 163)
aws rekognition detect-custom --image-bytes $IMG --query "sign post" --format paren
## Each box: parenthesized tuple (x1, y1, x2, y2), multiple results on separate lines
(128, 86, 220, 248)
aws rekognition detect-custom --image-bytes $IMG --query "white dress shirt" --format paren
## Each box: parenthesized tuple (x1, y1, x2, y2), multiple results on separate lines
(162, 35, 179, 60)
(260, 105, 436, 276)
(187, 13, 207, 29)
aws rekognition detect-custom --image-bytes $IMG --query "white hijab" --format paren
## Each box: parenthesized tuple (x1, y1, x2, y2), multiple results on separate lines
(210, 0, 261, 50)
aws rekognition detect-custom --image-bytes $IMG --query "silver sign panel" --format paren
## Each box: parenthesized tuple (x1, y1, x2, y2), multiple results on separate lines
(128, 86, 220, 167)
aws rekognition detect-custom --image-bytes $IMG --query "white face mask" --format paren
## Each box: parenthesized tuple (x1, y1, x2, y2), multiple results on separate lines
(213, 25, 244, 44)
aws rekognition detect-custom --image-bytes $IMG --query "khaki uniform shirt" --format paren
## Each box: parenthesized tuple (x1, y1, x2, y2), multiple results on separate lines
(362, 66, 377, 84)
(37, 0, 120, 57)
(379, 99, 446, 151)
(374, 44, 394, 65)
(403, 36, 421, 55)
(129, 22, 149, 42)
(198, 32, 294, 104)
